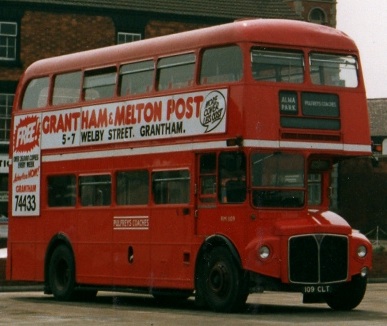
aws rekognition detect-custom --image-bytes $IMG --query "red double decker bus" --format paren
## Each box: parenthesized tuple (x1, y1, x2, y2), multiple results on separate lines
(7, 19, 372, 312)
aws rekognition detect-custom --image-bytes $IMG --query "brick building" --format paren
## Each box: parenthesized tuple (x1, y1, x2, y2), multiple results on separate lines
(0, 0, 336, 217)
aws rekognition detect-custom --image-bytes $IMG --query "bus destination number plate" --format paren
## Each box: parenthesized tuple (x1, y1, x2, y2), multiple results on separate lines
(303, 285, 332, 294)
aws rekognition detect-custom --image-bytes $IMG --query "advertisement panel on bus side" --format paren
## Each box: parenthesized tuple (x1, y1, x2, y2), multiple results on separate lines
(41, 89, 227, 149)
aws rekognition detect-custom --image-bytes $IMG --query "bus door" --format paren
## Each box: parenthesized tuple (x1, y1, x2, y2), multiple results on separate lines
(195, 152, 247, 236)
(149, 168, 195, 288)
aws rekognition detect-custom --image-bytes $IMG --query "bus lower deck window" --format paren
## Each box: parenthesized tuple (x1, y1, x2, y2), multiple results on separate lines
(116, 170, 149, 205)
(47, 175, 76, 207)
(79, 175, 111, 206)
(152, 170, 190, 204)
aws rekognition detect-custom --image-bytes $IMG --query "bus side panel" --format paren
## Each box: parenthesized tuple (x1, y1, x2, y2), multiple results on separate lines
(112, 208, 152, 287)
(150, 205, 196, 289)
(8, 244, 36, 280)
(7, 218, 38, 281)
(75, 209, 113, 285)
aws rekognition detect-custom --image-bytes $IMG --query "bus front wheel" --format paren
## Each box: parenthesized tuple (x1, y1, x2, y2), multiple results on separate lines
(48, 245, 76, 301)
(324, 275, 367, 310)
(199, 247, 248, 312)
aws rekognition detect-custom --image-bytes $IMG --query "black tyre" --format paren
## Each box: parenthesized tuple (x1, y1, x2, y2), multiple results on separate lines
(48, 245, 76, 301)
(199, 247, 249, 312)
(324, 275, 367, 311)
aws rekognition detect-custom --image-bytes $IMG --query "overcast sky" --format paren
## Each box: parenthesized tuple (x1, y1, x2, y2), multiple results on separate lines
(336, 0, 387, 99)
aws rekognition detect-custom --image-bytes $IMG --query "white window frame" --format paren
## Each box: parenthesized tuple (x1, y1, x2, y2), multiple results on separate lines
(0, 21, 17, 61)
(0, 92, 14, 141)
(117, 32, 141, 44)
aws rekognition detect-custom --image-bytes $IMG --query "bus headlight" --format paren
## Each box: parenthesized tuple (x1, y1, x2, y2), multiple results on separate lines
(357, 245, 367, 258)
(258, 245, 270, 260)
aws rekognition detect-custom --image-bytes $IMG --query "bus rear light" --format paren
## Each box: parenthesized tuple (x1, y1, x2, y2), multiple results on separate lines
(258, 245, 270, 260)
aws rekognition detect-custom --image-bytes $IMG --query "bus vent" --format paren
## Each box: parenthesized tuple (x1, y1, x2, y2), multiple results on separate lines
(288, 234, 348, 284)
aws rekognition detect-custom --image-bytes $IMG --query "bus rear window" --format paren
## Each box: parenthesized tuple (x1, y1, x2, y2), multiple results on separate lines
(310, 53, 358, 88)
(52, 71, 82, 105)
(251, 49, 304, 83)
(200, 46, 243, 84)
(22, 77, 49, 109)
(120, 60, 154, 96)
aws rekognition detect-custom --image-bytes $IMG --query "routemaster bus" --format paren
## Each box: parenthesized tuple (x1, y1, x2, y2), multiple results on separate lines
(7, 19, 372, 312)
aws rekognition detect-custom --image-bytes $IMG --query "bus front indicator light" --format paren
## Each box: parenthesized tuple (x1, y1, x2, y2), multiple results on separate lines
(357, 245, 367, 258)
(258, 245, 270, 260)
(361, 267, 368, 277)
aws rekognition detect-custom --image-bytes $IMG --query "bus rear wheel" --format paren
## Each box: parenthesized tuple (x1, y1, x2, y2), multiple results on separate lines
(324, 275, 367, 310)
(199, 247, 248, 312)
(48, 245, 76, 301)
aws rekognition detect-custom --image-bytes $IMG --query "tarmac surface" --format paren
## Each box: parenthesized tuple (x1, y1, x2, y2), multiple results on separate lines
(0, 283, 386, 325)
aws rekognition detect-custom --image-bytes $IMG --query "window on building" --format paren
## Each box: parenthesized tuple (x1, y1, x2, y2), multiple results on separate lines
(0, 92, 13, 140)
(117, 32, 141, 44)
(309, 8, 327, 25)
(0, 21, 17, 61)
(0, 173, 8, 217)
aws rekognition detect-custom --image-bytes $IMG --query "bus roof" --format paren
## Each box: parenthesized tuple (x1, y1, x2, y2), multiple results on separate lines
(22, 19, 358, 78)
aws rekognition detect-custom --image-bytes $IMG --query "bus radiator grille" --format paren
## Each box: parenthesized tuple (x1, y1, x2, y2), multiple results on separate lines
(288, 234, 348, 284)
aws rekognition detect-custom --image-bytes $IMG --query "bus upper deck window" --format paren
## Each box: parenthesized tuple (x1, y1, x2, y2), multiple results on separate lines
(120, 60, 154, 96)
(52, 71, 82, 105)
(310, 53, 358, 88)
(83, 67, 117, 101)
(157, 53, 195, 91)
(200, 46, 243, 84)
(21, 77, 49, 109)
(251, 49, 304, 83)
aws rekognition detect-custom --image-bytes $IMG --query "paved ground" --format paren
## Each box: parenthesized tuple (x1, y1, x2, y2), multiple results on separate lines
(0, 283, 386, 325)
